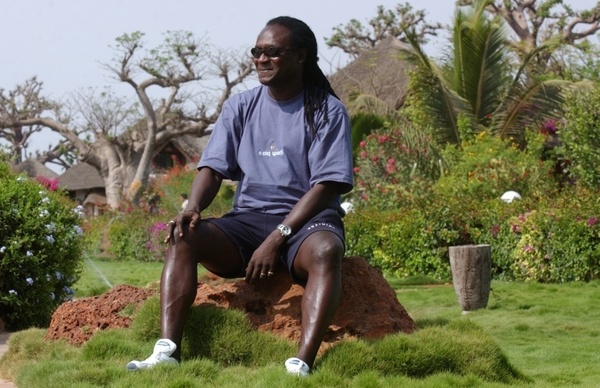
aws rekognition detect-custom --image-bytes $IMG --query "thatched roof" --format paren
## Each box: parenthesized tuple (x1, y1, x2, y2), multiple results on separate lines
(329, 36, 413, 111)
(12, 158, 59, 179)
(170, 134, 210, 164)
(58, 163, 104, 191)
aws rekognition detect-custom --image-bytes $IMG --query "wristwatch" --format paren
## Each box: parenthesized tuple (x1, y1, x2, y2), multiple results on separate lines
(277, 224, 292, 238)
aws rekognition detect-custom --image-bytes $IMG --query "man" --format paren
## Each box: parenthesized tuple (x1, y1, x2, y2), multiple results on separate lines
(127, 16, 353, 376)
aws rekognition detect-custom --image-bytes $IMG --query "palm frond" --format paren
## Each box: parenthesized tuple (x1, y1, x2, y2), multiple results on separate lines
(493, 36, 574, 140)
(492, 79, 569, 140)
(452, 0, 511, 124)
(399, 29, 472, 146)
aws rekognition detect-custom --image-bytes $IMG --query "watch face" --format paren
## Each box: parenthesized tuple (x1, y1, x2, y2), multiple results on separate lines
(279, 224, 292, 236)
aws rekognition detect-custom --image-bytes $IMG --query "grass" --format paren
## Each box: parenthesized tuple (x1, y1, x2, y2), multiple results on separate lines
(73, 256, 166, 297)
(2, 261, 600, 386)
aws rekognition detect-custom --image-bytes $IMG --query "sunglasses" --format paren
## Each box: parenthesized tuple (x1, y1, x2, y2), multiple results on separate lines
(250, 47, 294, 59)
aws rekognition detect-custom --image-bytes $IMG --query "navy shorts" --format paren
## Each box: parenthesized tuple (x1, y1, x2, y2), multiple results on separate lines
(205, 208, 345, 284)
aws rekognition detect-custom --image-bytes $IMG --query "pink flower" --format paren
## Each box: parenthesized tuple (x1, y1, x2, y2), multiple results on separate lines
(360, 151, 367, 158)
(359, 140, 367, 148)
(522, 245, 535, 253)
(490, 224, 500, 238)
(385, 158, 396, 174)
(353, 167, 360, 174)
(377, 135, 389, 144)
(588, 217, 598, 227)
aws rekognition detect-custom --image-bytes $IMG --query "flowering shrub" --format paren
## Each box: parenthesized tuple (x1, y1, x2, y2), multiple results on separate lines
(0, 162, 84, 330)
(82, 163, 235, 262)
(437, 131, 557, 201)
(558, 86, 600, 188)
(351, 124, 442, 210)
(507, 189, 600, 282)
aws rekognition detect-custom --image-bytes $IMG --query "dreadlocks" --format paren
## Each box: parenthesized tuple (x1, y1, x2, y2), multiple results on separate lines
(266, 16, 339, 135)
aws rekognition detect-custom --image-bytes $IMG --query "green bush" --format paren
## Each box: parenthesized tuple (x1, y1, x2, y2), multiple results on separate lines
(346, 185, 600, 282)
(345, 209, 451, 279)
(351, 123, 442, 210)
(437, 131, 557, 201)
(506, 187, 600, 282)
(0, 162, 84, 330)
(82, 165, 236, 262)
(559, 85, 600, 188)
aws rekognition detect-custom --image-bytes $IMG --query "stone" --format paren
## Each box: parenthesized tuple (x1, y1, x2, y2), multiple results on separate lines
(46, 256, 416, 347)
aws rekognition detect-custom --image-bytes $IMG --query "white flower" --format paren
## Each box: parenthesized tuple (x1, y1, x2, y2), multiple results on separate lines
(39, 209, 49, 217)
(73, 206, 85, 218)
(16, 177, 24, 182)
(38, 190, 45, 195)
(26, 277, 34, 285)
(26, 250, 33, 257)
(0, 246, 5, 253)
(55, 271, 63, 280)
(46, 223, 56, 233)
(73, 225, 83, 236)
(50, 292, 55, 300)
(41, 197, 51, 204)
(46, 235, 55, 244)
(8, 290, 17, 296)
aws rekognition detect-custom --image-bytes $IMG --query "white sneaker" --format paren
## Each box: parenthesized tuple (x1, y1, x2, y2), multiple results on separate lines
(285, 357, 310, 377)
(127, 339, 179, 371)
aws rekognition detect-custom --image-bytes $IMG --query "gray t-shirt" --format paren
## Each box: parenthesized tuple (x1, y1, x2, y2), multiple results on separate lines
(198, 85, 353, 215)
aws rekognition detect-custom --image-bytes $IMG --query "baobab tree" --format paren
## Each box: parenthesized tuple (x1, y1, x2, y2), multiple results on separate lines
(0, 30, 254, 207)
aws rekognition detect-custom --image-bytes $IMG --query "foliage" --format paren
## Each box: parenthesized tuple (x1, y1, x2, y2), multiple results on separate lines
(558, 84, 600, 188)
(346, 209, 452, 279)
(82, 164, 235, 262)
(346, 128, 599, 282)
(0, 160, 84, 330)
(351, 122, 442, 210)
(437, 130, 557, 201)
(458, 0, 600, 77)
(506, 189, 600, 282)
(400, 0, 569, 147)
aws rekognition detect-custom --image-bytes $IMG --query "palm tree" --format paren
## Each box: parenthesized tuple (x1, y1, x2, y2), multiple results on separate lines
(400, 0, 569, 147)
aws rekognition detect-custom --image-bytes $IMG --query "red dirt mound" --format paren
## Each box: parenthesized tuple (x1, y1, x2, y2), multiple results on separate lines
(46, 256, 416, 347)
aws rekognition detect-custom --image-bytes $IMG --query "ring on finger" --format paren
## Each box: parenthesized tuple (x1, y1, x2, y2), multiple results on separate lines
(267, 271, 274, 276)
(168, 220, 175, 225)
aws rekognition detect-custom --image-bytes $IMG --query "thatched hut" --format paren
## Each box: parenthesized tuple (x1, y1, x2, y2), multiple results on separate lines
(58, 163, 106, 216)
(12, 157, 58, 179)
(329, 36, 413, 112)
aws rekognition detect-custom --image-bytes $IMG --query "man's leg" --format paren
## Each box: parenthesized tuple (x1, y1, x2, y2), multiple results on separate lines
(161, 220, 243, 360)
(291, 231, 344, 369)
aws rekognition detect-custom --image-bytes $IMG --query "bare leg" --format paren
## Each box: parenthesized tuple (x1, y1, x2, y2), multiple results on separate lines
(160, 221, 243, 360)
(292, 231, 344, 368)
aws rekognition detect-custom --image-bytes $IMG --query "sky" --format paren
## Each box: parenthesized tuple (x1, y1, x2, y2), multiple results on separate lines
(1, 0, 598, 162)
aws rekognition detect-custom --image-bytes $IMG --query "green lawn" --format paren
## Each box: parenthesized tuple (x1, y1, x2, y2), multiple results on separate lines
(2, 261, 600, 387)
(74, 256, 166, 297)
(393, 280, 600, 386)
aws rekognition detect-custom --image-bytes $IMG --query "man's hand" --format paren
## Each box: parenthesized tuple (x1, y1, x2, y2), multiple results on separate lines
(165, 209, 201, 243)
(245, 230, 285, 283)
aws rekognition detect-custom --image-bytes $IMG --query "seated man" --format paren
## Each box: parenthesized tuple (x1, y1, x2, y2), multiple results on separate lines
(127, 15, 353, 376)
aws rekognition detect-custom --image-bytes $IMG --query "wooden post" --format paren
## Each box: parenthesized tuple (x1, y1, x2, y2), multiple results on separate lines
(449, 244, 491, 314)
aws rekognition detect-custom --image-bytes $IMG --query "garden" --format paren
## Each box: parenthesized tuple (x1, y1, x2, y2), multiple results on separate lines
(1, 1, 600, 386)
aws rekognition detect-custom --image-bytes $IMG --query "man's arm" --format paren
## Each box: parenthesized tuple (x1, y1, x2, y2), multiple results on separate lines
(166, 167, 224, 241)
(277, 181, 341, 237)
(184, 167, 224, 215)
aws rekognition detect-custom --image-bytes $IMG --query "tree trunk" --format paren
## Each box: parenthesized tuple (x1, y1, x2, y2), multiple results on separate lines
(449, 244, 491, 313)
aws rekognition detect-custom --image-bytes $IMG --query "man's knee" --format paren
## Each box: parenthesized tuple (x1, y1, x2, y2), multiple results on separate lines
(301, 233, 344, 271)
